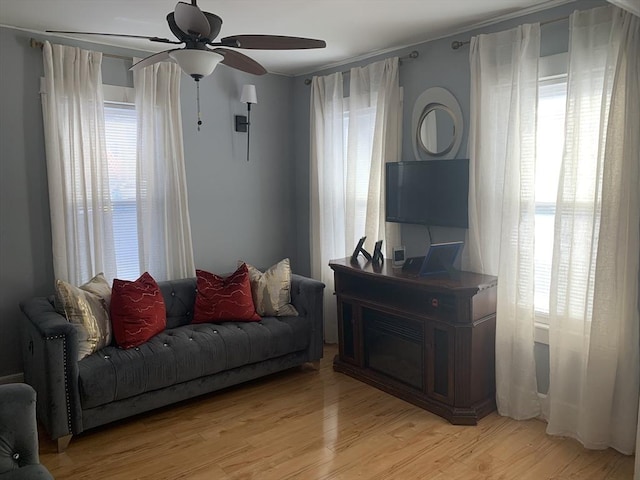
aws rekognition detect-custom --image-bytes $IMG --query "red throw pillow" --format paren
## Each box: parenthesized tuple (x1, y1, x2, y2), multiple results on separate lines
(193, 264, 261, 323)
(110, 272, 166, 349)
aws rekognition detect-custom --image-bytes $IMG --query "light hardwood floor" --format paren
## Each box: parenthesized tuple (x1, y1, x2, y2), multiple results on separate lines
(39, 345, 634, 479)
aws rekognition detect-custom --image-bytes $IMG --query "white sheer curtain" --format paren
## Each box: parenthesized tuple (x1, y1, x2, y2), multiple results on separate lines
(465, 24, 542, 419)
(310, 72, 345, 343)
(134, 61, 195, 280)
(547, 6, 639, 455)
(466, 4, 639, 457)
(349, 59, 402, 258)
(310, 58, 401, 343)
(41, 41, 117, 284)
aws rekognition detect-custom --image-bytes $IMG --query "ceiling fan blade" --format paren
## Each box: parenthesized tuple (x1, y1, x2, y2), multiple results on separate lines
(219, 35, 326, 50)
(166, 13, 189, 42)
(167, 11, 222, 43)
(174, 2, 211, 38)
(211, 48, 267, 76)
(202, 12, 223, 42)
(130, 49, 178, 71)
(46, 30, 180, 44)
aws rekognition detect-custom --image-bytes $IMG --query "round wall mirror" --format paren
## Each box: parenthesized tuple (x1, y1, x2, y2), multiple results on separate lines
(418, 105, 456, 155)
(411, 87, 463, 160)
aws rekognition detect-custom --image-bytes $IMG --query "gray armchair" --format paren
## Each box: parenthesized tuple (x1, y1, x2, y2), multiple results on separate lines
(0, 383, 53, 479)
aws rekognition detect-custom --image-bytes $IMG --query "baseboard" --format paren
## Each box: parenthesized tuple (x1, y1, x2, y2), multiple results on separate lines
(0, 372, 24, 385)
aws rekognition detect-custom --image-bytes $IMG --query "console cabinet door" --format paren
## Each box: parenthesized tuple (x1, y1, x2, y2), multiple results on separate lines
(337, 300, 362, 366)
(426, 322, 455, 405)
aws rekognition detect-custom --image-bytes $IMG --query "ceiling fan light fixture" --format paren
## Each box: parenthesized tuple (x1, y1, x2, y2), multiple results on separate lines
(169, 49, 223, 80)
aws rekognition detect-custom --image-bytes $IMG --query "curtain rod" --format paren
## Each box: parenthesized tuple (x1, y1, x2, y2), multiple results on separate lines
(303, 50, 419, 86)
(29, 38, 133, 62)
(450, 14, 570, 50)
(31, 37, 417, 79)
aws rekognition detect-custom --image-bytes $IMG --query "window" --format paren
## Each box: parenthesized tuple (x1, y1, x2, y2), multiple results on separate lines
(534, 54, 568, 318)
(342, 98, 377, 241)
(103, 87, 139, 279)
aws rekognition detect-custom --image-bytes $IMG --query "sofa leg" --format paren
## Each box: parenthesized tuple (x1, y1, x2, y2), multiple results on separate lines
(57, 434, 72, 453)
(310, 361, 320, 371)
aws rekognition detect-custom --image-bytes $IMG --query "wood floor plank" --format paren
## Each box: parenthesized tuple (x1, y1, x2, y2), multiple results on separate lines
(39, 345, 635, 479)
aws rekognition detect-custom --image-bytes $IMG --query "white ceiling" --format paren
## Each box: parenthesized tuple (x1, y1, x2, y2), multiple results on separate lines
(0, 0, 573, 76)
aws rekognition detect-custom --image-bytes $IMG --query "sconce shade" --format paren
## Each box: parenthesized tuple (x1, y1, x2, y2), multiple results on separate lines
(241, 84, 258, 104)
(169, 49, 224, 79)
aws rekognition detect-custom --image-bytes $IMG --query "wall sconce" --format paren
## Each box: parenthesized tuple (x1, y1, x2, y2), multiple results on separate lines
(235, 84, 258, 162)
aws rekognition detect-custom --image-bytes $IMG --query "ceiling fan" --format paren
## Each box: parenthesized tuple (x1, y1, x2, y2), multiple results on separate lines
(47, 0, 327, 80)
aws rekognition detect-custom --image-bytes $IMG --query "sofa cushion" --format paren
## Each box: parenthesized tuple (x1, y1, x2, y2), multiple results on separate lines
(241, 258, 299, 317)
(110, 272, 166, 349)
(193, 265, 260, 323)
(159, 278, 197, 329)
(77, 316, 311, 409)
(55, 273, 112, 360)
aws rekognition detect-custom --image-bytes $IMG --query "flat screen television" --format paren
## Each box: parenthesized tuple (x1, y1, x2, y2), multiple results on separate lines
(385, 159, 469, 228)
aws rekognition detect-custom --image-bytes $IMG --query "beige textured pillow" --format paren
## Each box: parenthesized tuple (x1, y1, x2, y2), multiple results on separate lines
(240, 259, 299, 317)
(55, 273, 112, 360)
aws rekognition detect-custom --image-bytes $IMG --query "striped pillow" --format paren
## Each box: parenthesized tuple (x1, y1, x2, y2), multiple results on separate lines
(193, 264, 261, 323)
(110, 272, 166, 349)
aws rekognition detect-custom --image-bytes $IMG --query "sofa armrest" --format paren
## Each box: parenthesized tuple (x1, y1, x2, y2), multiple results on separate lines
(19, 297, 83, 441)
(290, 274, 325, 362)
(0, 384, 38, 473)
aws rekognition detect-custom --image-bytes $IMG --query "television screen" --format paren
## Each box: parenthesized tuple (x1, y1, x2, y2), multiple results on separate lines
(385, 159, 469, 228)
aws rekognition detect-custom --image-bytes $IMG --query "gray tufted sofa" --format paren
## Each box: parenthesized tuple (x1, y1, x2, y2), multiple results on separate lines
(19, 274, 325, 453)
(0, 383, 53, 479)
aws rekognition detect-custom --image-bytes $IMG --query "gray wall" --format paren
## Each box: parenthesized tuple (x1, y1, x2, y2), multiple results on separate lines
(183, 68, 296, 274)
(0, 27, 295, 377)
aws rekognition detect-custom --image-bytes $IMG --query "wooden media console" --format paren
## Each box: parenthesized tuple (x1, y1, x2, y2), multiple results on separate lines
(329, 257, 497, 425)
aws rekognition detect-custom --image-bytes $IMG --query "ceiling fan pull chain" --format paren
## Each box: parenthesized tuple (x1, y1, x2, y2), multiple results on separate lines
(196, 79, 202, 131)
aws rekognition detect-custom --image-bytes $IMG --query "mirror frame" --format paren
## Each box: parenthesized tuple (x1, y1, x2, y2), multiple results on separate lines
(411, 87, 463, 160)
